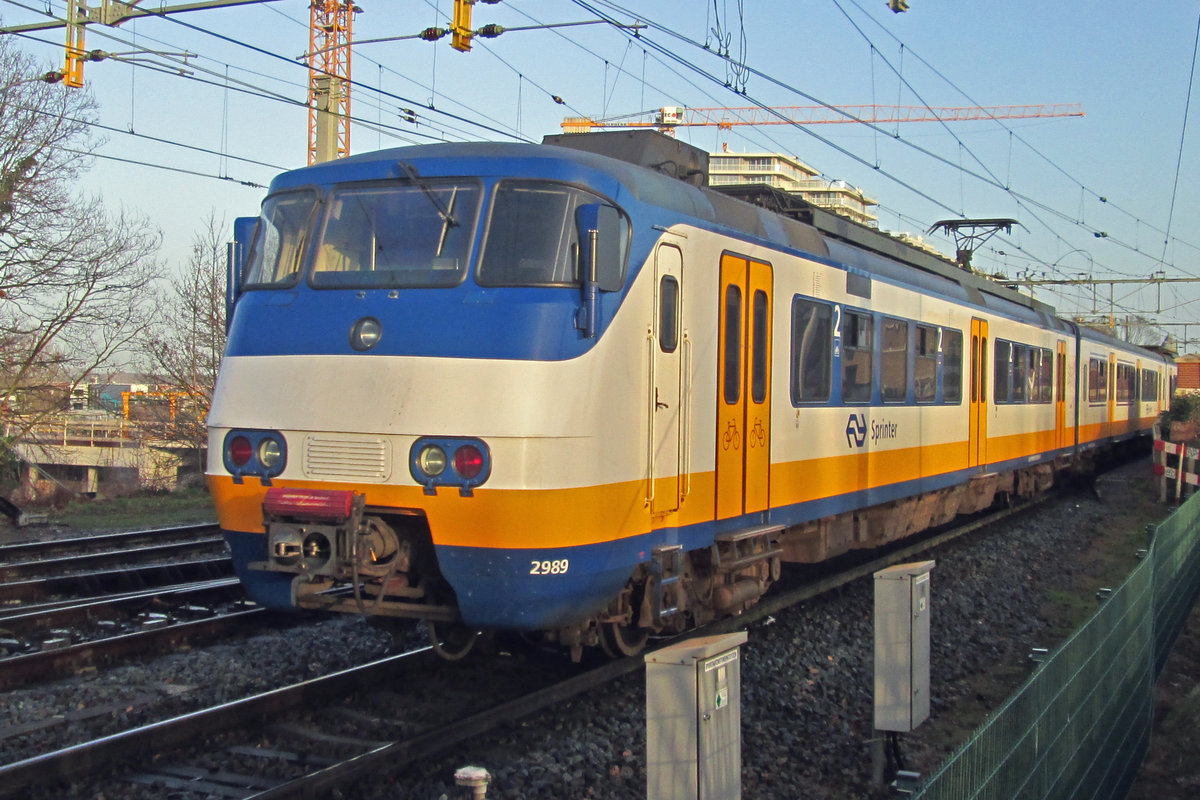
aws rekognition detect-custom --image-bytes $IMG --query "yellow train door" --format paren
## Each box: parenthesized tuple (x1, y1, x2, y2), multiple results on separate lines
(969, 318, 988, 468)
(716, 254, 773, 520)
(1055, 340, 1068, 449)
(1107, 353, 1116, 437)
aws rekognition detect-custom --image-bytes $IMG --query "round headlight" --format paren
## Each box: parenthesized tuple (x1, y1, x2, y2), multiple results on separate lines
(416, 444, 447, 477)
(258, 438, 283, 469)
(350, 317, 383, 351)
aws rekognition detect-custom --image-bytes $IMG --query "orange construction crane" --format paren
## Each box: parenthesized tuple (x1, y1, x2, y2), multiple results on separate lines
(308, 1, 361, 165)
(562, 103, 1085, 134)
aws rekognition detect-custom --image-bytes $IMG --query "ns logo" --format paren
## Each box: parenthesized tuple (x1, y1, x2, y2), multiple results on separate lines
(845, 413, 867, 448)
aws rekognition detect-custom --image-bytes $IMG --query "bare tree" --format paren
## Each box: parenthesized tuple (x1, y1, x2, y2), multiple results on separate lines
(1122, 315, 1169, 349)
(0, 37, 161, 440)
(140, 211, 227, 451)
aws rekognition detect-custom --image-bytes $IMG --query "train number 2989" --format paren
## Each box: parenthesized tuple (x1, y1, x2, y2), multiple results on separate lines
(530, 559, 569, 575)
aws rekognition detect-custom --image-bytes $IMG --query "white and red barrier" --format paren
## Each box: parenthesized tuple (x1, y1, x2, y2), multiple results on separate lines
(1153, 436, 1200, 500)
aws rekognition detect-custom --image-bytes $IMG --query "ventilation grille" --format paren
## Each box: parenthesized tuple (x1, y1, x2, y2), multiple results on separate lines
(303, 434, 391, 482)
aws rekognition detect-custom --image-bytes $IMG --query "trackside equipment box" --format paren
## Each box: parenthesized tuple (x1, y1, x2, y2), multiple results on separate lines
(645, 631, 748, 800)
(874, 560, 935, 732)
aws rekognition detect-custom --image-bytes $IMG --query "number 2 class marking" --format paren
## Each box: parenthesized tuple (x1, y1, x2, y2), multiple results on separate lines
(530, 559, 569, 575)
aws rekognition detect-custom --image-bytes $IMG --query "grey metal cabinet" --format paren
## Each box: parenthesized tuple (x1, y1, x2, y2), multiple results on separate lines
(645, 631, 748, 800)
(874, 560, 935, 732)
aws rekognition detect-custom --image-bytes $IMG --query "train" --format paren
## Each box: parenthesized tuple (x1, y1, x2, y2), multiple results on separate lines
(206, 131, 1174, 660)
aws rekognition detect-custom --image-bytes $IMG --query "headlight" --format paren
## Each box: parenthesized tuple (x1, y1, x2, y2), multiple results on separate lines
(258, 437, 283, 468)
(350, 317, 383, 351)
(416, 444, 447, 477)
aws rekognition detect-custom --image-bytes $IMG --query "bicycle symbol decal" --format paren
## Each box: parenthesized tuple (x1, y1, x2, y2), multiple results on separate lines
(722, 420, 741, 451)
(749, 419, 767, 448)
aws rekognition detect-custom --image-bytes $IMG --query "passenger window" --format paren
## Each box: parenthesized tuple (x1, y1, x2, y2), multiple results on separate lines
(881, 318, 908, 403)
(914, 325, 937, 403)
(942, 329, 963, 403)
(1012, 344, 1028, 402)
(791, 298, 832, 403)
(994, 340, 1012, 403)
(1038, 349, 1053, 403)
(1141, 368, 1159, 402)
(842, 311, 873, 404)
(1089, 357, 1108, 403)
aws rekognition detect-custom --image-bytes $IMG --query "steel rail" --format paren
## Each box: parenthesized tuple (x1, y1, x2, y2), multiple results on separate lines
(0, 522, 219, 562)
(0, 537, 227, 581)
(247, 654, 640, 799)
(0, 649, 436, 798)
(0, 556, 234, 603)
(0, 607, 264, 691)
(0, 576, 240, 622)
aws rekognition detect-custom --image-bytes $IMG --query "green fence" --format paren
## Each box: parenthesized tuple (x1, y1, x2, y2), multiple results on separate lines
(912, 491, 1200, 800)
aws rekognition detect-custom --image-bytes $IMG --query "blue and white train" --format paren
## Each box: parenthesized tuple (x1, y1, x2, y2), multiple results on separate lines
(207, 132, 1172, 659)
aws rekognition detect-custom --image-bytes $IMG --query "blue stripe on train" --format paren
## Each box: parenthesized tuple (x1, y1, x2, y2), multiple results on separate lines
(223, 529, 298, 611)
(224, 449, 1087, 626)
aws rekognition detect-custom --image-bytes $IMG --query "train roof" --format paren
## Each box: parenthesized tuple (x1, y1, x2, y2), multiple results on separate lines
(266, 136, 1168, 364)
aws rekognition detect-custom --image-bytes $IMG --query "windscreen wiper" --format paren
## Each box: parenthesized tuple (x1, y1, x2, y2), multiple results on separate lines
(396, 160, 457, 228)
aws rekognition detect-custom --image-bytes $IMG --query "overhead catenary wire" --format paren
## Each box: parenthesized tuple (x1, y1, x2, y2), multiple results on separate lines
(836, 0, 1200, 268)
(1, 0, 531, 143)
(2, 6, 475, 163)
(567, 0, 1187, 330)
(1160, 7, 1200, 263)
(1, 1, 1193, 334)
(577, 0, 1199, 316)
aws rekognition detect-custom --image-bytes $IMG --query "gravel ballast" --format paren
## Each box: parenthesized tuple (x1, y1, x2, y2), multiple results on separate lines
(0, 457, 1174, 799)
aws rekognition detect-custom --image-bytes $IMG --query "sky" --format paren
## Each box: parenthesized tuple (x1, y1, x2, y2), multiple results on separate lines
(2, 1, 1199, 346)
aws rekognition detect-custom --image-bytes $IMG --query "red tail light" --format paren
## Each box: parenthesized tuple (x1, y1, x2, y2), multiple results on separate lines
(454, 445, 484, 480)
(263, 488, 355, 520)
(229, 435, 253, 467)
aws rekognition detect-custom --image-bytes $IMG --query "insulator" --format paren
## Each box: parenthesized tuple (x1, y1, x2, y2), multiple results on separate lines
(420, 27, 447, 41)
(477, 24, 504, 38)
(552, 95, 564, 105)
(41, 71, 64, 84)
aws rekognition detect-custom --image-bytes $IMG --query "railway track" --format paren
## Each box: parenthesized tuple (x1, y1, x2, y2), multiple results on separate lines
(0, 523, 221, 564)
(0, 527, 226, 583)
(0, 523, 233, 606)
(0, 495, 1048, 799)
(0, 522, 251, 689)
(0, 579, 261, 690)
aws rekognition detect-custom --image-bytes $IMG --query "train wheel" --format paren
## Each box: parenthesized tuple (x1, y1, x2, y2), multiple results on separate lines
(601, 621, 649, 657)
(427, 620, 478, 661)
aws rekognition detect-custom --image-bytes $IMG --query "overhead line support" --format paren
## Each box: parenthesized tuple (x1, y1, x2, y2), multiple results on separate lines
(0, 0, 286, 88)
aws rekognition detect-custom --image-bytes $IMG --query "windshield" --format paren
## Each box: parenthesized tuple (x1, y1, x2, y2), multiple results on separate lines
(311, 180, 480, 288)
(478, 180, 628, 289)
(243, 191, 318, 287)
